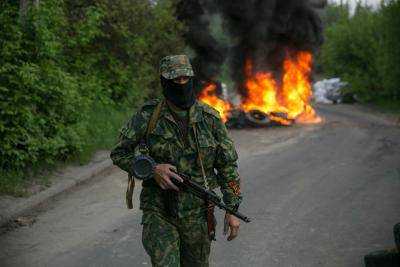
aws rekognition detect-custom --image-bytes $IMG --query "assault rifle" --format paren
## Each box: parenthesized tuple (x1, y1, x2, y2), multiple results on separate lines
(132, 155, 251, 223)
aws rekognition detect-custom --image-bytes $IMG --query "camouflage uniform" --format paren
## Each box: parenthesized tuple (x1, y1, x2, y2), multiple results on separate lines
(110, 55, 242, 267)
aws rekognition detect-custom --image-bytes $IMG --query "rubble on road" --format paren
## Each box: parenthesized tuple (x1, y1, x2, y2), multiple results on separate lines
(313, 78, 348, 104)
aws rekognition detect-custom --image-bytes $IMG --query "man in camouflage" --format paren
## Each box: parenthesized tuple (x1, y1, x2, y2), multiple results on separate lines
(110, 55, 242, 266)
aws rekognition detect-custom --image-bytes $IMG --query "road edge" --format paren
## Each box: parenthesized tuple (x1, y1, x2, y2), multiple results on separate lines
(316, 103, 400, 126)
(0, 153, 114, 228)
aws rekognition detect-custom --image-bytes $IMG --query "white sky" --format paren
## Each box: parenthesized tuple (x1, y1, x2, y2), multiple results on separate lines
(330, 0, 381, 11)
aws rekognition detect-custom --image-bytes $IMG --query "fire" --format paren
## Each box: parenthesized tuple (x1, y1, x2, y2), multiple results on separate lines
(198, 50, 322, 125)
(198, 83, 232, 123)
(241, 51, 321, 124)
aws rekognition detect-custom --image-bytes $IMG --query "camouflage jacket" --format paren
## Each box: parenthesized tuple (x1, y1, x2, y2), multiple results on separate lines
(110, 99, 242, 218)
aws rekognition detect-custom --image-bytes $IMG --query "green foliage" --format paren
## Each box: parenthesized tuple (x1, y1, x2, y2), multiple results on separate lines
(320, 2, 350, 27)
(320, 1, 400, 102)
(77, 103, 131, 164)
(377, 0, 400, 100)
(0, 0, 85, 171)
(0, 0, 184, 195)
(0, 170, 26, 196)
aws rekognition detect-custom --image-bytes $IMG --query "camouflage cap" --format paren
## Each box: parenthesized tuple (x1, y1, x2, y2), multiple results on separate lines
(159, 55, 194, 80)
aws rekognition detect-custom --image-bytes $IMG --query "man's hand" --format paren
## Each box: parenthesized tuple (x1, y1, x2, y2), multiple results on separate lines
(154, 164, 183, 191)
(224, 213, 240, 241)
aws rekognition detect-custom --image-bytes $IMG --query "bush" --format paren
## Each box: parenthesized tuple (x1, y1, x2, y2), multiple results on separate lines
(0, 1, 86, 171)
(320, 1, 400, 103)
(0, 0, 184, 194)
(377, 0, 400, 100)
(320, 4, 381, 101)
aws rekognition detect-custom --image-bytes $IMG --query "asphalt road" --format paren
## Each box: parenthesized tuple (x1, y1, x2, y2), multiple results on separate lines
(1, 104, 399, 267)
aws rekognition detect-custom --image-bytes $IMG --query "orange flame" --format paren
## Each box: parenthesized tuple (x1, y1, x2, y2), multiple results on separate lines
(198, 51, 321, 125)
(241, 51, 321, 124)
(198, 83, 232, 123)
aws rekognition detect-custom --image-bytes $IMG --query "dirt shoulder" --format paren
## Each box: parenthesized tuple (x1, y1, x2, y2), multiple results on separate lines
(0, 151, 114, 228)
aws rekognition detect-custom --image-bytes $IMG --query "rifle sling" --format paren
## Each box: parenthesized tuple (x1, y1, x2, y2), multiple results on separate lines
(126, 100, 164, 209)
(193, 124, 216, 241)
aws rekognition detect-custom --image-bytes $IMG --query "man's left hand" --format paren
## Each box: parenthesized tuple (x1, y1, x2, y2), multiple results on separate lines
(224, 213, 240, 241)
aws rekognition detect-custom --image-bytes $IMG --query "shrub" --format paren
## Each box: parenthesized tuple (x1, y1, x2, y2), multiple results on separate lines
(377, 0, 400, 100)
(320, 1, 400, 102)
(320, 4, 381, 101)
(0, 0, 184, 194)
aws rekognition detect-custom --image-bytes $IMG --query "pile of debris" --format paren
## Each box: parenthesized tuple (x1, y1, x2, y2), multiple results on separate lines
(313, 78, 348, 104)
(226, 109, 292, 129)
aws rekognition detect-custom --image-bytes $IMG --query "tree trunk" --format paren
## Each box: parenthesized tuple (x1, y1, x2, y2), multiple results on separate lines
(20, 0, 40, 21)
(19, 0, 29, 18)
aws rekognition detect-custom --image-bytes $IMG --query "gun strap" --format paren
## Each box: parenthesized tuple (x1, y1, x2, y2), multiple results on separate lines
(126, 100, 164, 210)
(192, 124, 209, 190)
(193, 124, 216, 240)
(207, 201, 216, 241)
(146, 100, 165, 144)
(126, 174, 135, 209)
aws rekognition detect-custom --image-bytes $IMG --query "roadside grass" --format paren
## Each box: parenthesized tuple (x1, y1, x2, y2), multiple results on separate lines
(368, 98, 400, 115)
(74, 102, 132, 164)
(0, 171, 28, 197)
(0, 103, 132, 197)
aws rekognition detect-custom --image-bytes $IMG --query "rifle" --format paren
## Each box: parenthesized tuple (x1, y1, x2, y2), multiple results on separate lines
(132, 155, 251, 223)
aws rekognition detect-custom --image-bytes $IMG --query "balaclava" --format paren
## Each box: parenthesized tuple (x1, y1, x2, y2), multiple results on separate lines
(161, 76, 196, 110)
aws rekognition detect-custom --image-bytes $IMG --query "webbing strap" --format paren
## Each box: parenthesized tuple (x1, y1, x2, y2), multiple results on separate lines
(146, 100, 165, 144)
(192, 124, 209, 190)
(126, 174, 135, 209)
(126, 100, 163, 210)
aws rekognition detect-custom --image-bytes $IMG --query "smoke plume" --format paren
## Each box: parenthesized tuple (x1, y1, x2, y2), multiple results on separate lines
(176, 0, 226, 82)
(176, 0, 324, 92)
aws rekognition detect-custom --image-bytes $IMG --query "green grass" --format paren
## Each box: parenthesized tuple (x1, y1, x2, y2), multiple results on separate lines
(0, 171, 27, 197)
(0, 103, 132, 197)
(74, 103, 132, 164)
(368, 98, 400, 115)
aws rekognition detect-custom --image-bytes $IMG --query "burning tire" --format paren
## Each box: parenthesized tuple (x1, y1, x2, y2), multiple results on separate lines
(225, 109, 295, 128)
(245, 110, 294, 127)
(244, 110, 272, 127)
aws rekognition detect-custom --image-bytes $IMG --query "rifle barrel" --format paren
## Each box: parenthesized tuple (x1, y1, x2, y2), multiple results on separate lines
(172, 176, 252, 223)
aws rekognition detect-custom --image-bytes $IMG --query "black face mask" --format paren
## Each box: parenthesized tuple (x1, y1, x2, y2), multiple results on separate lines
(161, 76, 196, 110)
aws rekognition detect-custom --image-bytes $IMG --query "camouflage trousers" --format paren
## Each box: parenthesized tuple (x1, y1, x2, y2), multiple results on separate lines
(141, 210, 211, 267)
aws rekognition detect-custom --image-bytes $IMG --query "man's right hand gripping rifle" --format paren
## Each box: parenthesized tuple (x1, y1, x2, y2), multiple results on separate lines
(132, 155, 252, 223)
(153, 163, 183, 192)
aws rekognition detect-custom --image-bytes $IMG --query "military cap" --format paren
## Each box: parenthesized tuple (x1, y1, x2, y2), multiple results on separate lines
(159, 55, 194, 80)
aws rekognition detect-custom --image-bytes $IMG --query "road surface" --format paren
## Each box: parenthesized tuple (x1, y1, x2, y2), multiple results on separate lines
(1, 104, 399, 267)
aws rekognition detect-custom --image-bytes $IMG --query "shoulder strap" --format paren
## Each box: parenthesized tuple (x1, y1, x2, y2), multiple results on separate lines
(126, 99, 164, 210)
(192, 124, 209, 190)
(146, 100, 164, 144)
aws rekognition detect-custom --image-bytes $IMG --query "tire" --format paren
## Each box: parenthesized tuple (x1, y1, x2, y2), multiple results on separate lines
(244, 110, 272, 127)
(364, 249, 400, 267)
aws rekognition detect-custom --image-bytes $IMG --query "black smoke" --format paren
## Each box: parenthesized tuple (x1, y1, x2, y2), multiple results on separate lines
(175, 0, 324, 93)
(176, 0, 226, 83)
